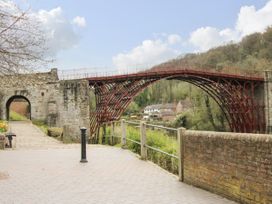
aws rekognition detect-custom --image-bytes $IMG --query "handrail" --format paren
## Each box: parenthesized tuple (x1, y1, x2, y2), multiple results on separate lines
(101, 119, 180, 177)
(145, 144, 178, 159)
(126, 137, 141, 145)
(124, 120, 177, 131)
(145, 123, 177, 131)
(125, 120, 141, 126)
(58, 65, 264, 81)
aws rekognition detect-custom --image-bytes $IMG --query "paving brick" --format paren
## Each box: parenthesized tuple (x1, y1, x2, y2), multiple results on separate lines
(0, 122, 236, 204)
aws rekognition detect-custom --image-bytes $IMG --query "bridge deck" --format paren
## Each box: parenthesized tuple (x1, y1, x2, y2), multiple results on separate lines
(0, 122, 235, 203)
(87, 69, 264, 84)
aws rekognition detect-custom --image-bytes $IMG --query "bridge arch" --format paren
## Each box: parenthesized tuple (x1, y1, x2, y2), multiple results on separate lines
(88, 69, 265, 140)
(6, 95, 31, 120)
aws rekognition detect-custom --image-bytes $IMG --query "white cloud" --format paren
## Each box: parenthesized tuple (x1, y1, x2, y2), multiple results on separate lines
(167, 34, 182, 45)
(72, 16, 86, 27)
(0, 2, 78, 57)
(189, 27, 239, 51)
(112, 35, 181, 73)
(236, 1, 272, 37)
(113, 1, 272, 70)
(189, 0, 272, 52)
(32, 7, 86, 56)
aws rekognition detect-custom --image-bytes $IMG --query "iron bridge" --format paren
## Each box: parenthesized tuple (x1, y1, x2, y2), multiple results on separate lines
(86, 67, 265, 141)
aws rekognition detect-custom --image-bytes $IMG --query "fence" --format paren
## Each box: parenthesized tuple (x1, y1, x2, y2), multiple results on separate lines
(98, 121, 272, 204)
(56, 63, 262, 80)
(99, 119, 185, 181)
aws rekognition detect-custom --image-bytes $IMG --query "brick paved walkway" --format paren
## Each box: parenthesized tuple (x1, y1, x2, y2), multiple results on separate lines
(0, 122, 236, 204)
(8, 121, 63, 149)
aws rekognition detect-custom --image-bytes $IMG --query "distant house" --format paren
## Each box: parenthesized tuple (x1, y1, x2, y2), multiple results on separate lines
(176, 98, 192, 114)
(143, 100, 193, 121)
(144, 103, 176, 114)
(143, 103, 176, 121)
(143, 104, 160, 115)
(159, 109, 176, 121)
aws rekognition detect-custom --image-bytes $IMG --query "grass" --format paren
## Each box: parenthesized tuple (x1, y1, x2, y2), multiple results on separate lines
(32, 119, 48, 134)
(9, 111, 29, 121)
(32, 120, 64, 142)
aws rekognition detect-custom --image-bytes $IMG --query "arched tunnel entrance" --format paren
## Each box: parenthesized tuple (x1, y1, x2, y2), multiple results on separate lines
(6, 95, 31, 121)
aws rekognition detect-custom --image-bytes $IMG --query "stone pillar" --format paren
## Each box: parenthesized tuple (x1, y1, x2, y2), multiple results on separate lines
(58, 79, 90, 142)
(264, 71, 272, 133)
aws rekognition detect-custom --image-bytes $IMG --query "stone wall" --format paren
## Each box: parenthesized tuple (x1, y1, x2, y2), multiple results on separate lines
(182, 130, 272, 204)
(0, 69, 90, 141)
(0, 69, 59, 121)
(57, 80, 90, 142)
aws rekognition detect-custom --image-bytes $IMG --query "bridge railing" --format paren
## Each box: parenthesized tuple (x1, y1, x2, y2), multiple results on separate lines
(99, 119, 184, 181)
(58, 67, 150, 80)
(58, 64, 263, 80)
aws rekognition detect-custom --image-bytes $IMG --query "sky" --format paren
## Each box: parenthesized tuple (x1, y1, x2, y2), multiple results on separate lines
(12, 0, 272, 73)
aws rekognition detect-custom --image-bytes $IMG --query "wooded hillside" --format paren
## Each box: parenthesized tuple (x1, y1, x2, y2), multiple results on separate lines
(128, 28, 272, 131)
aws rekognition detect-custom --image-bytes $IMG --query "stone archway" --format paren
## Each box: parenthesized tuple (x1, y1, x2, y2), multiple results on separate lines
(6, 95, 31, 120)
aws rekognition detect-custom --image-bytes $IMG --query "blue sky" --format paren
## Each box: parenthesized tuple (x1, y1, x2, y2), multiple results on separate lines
(14, 0, 272, 72)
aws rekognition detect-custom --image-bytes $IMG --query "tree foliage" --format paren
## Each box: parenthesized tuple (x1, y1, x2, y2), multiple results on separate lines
(0, 1, 47, 74)
(176, 27, 272, 73)
(131, 29, 272, 131)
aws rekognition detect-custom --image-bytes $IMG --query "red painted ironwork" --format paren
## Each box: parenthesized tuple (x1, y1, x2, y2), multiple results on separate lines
(87, 68, 265, 142)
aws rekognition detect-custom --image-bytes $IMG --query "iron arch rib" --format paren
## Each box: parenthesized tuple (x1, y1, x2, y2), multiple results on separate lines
(88, 70, 265, 141)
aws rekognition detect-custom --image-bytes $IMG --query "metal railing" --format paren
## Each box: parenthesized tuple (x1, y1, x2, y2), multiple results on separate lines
(100, 119, 185, 181)
(56, 63, 263, 81)
(121, 120, 178, 159)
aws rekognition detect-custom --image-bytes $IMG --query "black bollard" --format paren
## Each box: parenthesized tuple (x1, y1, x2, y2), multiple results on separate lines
(80, 127, 88, 163)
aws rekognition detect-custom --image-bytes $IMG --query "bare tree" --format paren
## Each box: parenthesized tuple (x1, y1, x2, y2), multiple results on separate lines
(0, 1, 48, 75)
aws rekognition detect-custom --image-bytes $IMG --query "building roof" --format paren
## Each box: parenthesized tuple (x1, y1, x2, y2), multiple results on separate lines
(144, 103, 176, 111)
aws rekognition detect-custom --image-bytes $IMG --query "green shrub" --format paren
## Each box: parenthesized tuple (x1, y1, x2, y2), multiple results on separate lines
(0, 121, 8, 133)
(106, 123, 178, 175)
(126, 126, 141, 154)
(48, 127, 63, 137)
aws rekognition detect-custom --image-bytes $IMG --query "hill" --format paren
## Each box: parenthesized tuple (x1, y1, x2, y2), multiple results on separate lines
(152, 27, 272, 74)
(127, 28, 272, 131)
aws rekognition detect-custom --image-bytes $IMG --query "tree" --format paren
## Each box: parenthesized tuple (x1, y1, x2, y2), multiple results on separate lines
(0, 1, 47, 75)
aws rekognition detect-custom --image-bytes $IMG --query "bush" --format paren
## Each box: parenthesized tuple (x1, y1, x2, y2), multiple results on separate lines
(107, 124, 178, 175)
(48, 127, 63, 137)
(126, 126, 141, 154)
(0, 121, 8, 133)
